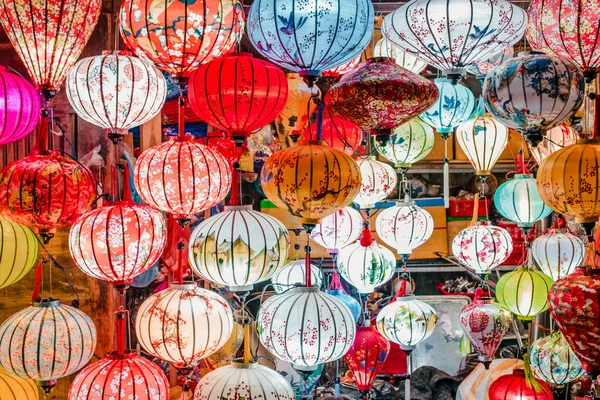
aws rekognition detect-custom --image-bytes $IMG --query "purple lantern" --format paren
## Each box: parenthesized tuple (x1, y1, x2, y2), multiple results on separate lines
(0, 67, 40, 145)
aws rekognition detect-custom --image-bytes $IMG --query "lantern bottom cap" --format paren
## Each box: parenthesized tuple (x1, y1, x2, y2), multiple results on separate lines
(291, 363, 319, 372)
(299, 217, 321, 226)
(475, 170, 491, 176)
(229, 284, 254, 292)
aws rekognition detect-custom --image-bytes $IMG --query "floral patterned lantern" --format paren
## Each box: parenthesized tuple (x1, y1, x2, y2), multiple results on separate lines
(465, 48, 514, 78)
(310, 206, 363, 254)
(456, 115, 509, 176)
(0, 300, 96, 392)
(0, 67, 40, 145)
(271, 259, 323, 293)
(496, 267, 554, 321)
(0, 217, 38, 289)
(532, 229, 584, 281)
(66, 51, 167, 143)
(488, 369, 553, 400)
(373, 37, 427, 74)
(0, 367, 39, 400)
(302, 111, 364, 157)
(374, 119, 435, 169)
(257, 286, 356, 370)
(382, 0, 526, 77)
(353, 158, 397, 209)
(530, 332, 584, 387)
(344, 324, 390, 392)
(275, 73, 319, 141)
(530, 124, 578, 165)
(494, 174, 553, 229)
(189, 205, 290, 291)
(452, 221, 513, 275)
(135, 283, 233, 368)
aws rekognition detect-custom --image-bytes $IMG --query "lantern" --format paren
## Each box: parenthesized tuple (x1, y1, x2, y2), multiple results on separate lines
(188, 53, 289, 144)
(68, 351, 170, 400)
(530, 124, 579, 165)
(201, 322, 244, 372)
(456, 115, 509, 176)
(0, 67, 40, 145)
(483, 52, 585, 146)
(0, 300, 97, 392)
(134, 137, 232, 224)
(327, 273, 361, 322)
(0, 217, 38, 289)
(373, 37, 427, 74)
(194, 362, 294, 400)
(494, 174, 553, 229)
(0, 367, 39, 400)
(353, 158, 397, 209)
(189, 205, 290, 291)
(120, 0, 243, 77)
(452, 222, 513, 275)
(256, 287, 356, 369)
(275, 73, 319, 141)
(496, 268, 553, 321)
(271, 259, 323, 293)
(0, 0, 102, 96)
(374, 119, 435, 169)
(135, 283, 233, 368)
(302, 111, 364, 157)
(247, 0, 374, 80)
(532, 229, 584, 281)
(326, 57, 439, 143)
(322, 55, 362, 80)
(488, 369, 553, 400)
(310, 206, 363, 254)
(530, 332, 583, 387)
(382, 0, 526, 76)
(344, 324, 390, 392)
(260, 141, 361, 226)
(66, 51, 167, 143)
(465, 48, 514, 78)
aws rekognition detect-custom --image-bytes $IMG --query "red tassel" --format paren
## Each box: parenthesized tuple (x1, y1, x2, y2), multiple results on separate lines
(360, 227, 374, 247)
(122, 162, 133, 203)
(31, 261, 44, 302)
(474, 287, 483, 301)
(393, 278, 407, 300)
(328, 272, 344, 291)
(116, 313, 126, 355)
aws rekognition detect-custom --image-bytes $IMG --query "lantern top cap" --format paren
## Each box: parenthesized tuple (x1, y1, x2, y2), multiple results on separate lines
(517, 51, 545, 57)
(367, 57, 396, 64)
(169, 282, 197, 291)
(394, 294, 416, 302)
(576, 138, 600, 145)
(298, 140, 327, 146)
(32, 299, 61, 308)
(224, 205, 253, 212)
(513, 173, 534, 179)
(101, 50, 132, 57)
(105, 350, 138, 360)
(289, 286, 320, 294)
(231, 362, 258, 369)
(227, 52, 254, 58)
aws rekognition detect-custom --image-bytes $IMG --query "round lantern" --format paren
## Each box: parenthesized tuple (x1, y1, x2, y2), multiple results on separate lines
(260, 140, 361, 227)
(327, 273, 361, 323)
(302, 111, 364, 157)
(257, 287, 356, 369)
(66, 51, 167, 143)
(0, 217, 38, 289)
(0, 67, 40, 144)
(275, 73, 319, 140)
(373, 37, 427, 74)
(532, 229, 584, 281)
(456, 115, 509, 176)
(496, 268, 554, 321)
(326, 57, 439, 143)
(344, 324, 390, 392)
(310, 206, 363, 254)
(494, 174, 553, 229)
(195, 362, 294, 400)
(530, 332, 583, 387)
(0, 300, 96, 391)
(374, 119, 435, 169)
(483, 52, 585, 146)
(452, 222, 513, 275)
(530, 124, 579, 165)
(0, 150, 96, 242)
(247, 0, 374, 80)
(465, 48, 514, 78)
(134, 137, 232, 224)
(135, 283, 233, 368)
(189, 205, 290, 291)
(0, 367, 39, 400)
(0, 0, 101, 96)
(419, 78, 476, 138)
(69, 202, 167, 286)
(382, 0, 526, 76)
(188, 53, 288, 144)
(68, 351, 170, 400)
(375, 200, 434, 259)
(488, 369, 553, 400)
(271, 259, 323, 293)
(120, 0, 243, 77)
(353, 158, 397, 209)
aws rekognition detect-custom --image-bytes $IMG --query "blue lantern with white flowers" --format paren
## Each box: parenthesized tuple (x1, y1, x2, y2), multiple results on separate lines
(494, 174, 553, 229)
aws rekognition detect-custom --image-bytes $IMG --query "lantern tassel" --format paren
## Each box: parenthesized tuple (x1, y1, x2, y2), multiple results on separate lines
(31, 259, 44, 302)
(360, 226, 374, 247)
(523, 354, 543, 392)
(243, 323, 252, 364)
(116, 309, 126, 356)
(305, 248, 312, 288)
(178, 92, 186, 140)
(328, 272, 344, 291)
(469, 194, 480, 227)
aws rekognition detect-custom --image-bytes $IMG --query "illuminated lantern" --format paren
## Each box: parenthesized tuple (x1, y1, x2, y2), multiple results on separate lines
(327, 272, 361, 322)
(310, 206, 363, 254)
(66, 51, 167, 143)
(494, 174, 553, 229)
(373, 37, 427, 74)
(0, 300, 96, 392)
(256, 287, 356, 369)
(322, 55, 362, 79)
(120, 0, 243, 77)
(302, 111, 364, 157)
(374, 119, 435, 169)
(0, 67, 40, 145)
(530, 332, 583, 387)
(456, 115, 509, 176)
(0, 0, 101, 97)
(201, 322, 244, 372)
(326, 57, 439, 144)
(496, 268, 553, 321)
(206, 131, 239, 165)
(271, 259, 323, 293)
(530, 124, 578, 165)
(483, 52, 584, 147)
(189, 205, 290, 291)
(260, 141, 361, 227)
(188, 53, 288, 144)
(135, 283, 233, 368)
(353, 158, 397, 209)
(532, 229, 584, 281)
(488, 369, 553, 400)
(382, 0, 526, 76)
(0, 217, 38, 289)
(247, 0, 374, 80)
(0, 367, 39, 400)
(465, 48, 514, 78)
(134, 137, 232, 224)
(344, 324, 390, 393)
(452, 222, 513, 275)
(275, 73, 318, 141)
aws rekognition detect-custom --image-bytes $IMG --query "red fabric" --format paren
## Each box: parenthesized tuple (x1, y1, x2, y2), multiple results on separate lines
(359, 227, 374, 247)
(377, 342, 407, 375)
(488, 370, 552, 400)
(31, 261, 43, 302)
(302, 110, 364, 156)
(344, 325, 391, 390)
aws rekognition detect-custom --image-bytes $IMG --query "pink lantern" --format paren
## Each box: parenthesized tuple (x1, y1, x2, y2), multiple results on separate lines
(0, 67, 40, 145)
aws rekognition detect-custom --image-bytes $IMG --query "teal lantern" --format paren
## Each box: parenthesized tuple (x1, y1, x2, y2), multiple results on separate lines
(494, 174, 552, 229)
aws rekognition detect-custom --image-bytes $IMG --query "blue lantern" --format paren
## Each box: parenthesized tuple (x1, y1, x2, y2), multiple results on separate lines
(247, 0, 374, 81)
(326, 272, 361, 322)
(494, 174, 553, 229)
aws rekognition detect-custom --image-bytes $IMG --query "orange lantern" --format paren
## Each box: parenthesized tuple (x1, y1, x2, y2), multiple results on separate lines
(274, 73, 319, 142)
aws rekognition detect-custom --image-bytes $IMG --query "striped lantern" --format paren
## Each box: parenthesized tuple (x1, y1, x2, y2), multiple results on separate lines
(0, 66, 40, 145)
(488, 370, 553, 400)
(496, 268, 554, 321)
(373, 37, 427, 74)
(0, 367, 39, 400)
(344, 324, 390, 392)
(0, 217, 38, 289)
(452, 222, 513, 275)
(310, 206, 363, 254)
(530, 124, 579, 165)
(271, 259, 323, 293)
(353, 158, 397, 209)
(189, 205, 290, 291)
(494, 174, 553, 229)
(530, 332, 584, 387)
(532, 229, 584, 281)
(374, 119, 435, 169)
(302, 111, 364, 157)
(456, 115, 509, 176)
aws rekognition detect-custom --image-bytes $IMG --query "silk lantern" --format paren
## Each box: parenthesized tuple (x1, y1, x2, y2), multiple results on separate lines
(382, 0, 526, 77)
(344, 324, 390, 393)
(452, 222, 513, 275)
(532, 229, 584, 281)
(310, 206, 363, 254)
(327, 272, 361, 323)
(530, 124, 578, 165)
(494, 174, 553, 229)
(257, 287, 356, 370)
(271, 259, 323, 293)
(530, 332, 584, 387)
(374, 119, 435, 169)
(353, 158, 397, 209)
(189, 205, 290, 291)
(496, 267, 553, 321)
(488, 369, 553, 400)
(373, 37, 427, 74)
(0, 367, 39, 400)
(456, 115, 509, 176)
(0, 217, 38, 289)
(0, 67, 40, 144)
(0, 300, 97, 392)
(302, 111, 364, 157)
(275, 73, 318, 140)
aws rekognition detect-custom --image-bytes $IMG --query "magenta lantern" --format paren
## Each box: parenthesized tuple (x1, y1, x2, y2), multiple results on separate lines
(0, 67, 40, 144)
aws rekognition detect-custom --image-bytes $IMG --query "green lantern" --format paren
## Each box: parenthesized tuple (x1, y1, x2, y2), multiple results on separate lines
(496, 267, 553, 320)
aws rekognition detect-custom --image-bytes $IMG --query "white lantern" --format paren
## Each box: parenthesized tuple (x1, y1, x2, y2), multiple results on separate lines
(270, 259, 323, 293)
(530, 124, 579, 164)
(532, 229, 584, 281)
(135, 283, 233, 368)
(189, 205, 290, 291)
(354, 158, 397, 209)
(452, 222, 513, 275)
(257, 287, 356, 370)
(456, 115, 510, 176)
(310, 206, 363, 254)
(372, 37, 427, 74)
(494, 174, 553, 229)
(374, 119, 435, 169)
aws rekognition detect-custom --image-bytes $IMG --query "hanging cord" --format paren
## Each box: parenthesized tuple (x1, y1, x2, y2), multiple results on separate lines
(304, 236, 312, 287)
(115, 307, 130, 356)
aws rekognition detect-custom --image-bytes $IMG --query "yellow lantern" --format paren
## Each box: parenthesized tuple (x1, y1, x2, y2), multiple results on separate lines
(274, 73, 319, 143)
(0, 367, 39, 400)
(0, 217, 38, 289)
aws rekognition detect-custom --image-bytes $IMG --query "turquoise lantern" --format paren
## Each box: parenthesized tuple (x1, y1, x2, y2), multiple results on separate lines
(494, 174, 552, 229)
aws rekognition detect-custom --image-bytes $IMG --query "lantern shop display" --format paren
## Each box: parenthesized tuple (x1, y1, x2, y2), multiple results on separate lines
(353, 158, 397, 209)
(488, 369, 553, 400)
(0, 67, 40, 145)
(275, 73, 319, 141)
(327, 272, 361, 322)
(530, 332, 584, 387)
(0, 367, 39, 400)
(494, 174, 553, 229)
(189, 205, 290, 291)
(496, 268, 553, 321)
(452, 222, 513, 275)
(373, 37, 427, 74)
(310, 206, 363, 254)
(532, 229, 584, 281)
(456, 115, 509, 176)
(530, 124, 579, 165)
(374, 119, 435, 169)
(344, 324, 390, 392)
(271, 259, 323, 293)
(302, 111, 364, 157)
(0, 217, 38, 289)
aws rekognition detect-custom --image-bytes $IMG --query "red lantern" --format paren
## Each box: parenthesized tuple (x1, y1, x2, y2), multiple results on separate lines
(344, 324, 390, 393)
(205, 131, 241, 165)
(488, 369, 553, 400)
(302, 110, 364, 157)
(188, 53, 288, 144)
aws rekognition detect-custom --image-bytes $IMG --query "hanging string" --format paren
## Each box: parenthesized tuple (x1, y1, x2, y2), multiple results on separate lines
(121, 162, 133, 203)
(315, 97, 325, 141)
(468, 193, 480, 227)
(443, 138, 450, 208)
(305, 237, 312, 288)
(177, 223, 185, 285)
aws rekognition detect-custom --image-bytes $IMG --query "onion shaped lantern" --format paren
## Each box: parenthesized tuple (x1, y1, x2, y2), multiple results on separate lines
(0, 217, 38, 289)
(532, 229, 584, 281)
(456, 115, 509, 176)
(344, 324, 390, 393)
(494, 174, 553, 229)
(0, 367, 39, 400)
(271, 259, 323, 293)
(353, 158, 397, 209)
(66, 51, 167, 143)
(373, 37, 427, 74)
(452, 222, 513, 275)
(530, 124, 579, 165)
(530, 332, 584, 387)
(276, 73, 319, 141)
(189, 205, 290, 291)
(465, 48, 514, 78)
(310, 206, 363, 254)
(302, 111, 364, 157)
(374, 119, 435, 169)
(0, 67, 40, 144)
(488, 369, 553, 400)
(256, 287, 356, 370)
(496, 268, 553, 321)
(135, 283, 234, 368)
(327, 273, 361, 322)
(0, 300, 97, 392)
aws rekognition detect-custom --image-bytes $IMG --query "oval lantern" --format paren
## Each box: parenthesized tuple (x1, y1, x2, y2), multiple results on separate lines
(0, 367, 39, 400)
(530, 332, 584, 387)
(530, 124, 579, 165)
(0, 66, 40, 144)
(275, 73, 319, 141)
(488, 369, 553, 400)
(373, 37, 427, 74)
(494, 174, 553, 229)
(0, 217, 38, 289)
(189, 205, 290, 291)
(532, 229, 584, 281)
(374, 119, 435, 169)
(271, 259, 323, 294)
(310, 206, 363, 255)
(344, 324, 390, 393)
(353, 158, 397, 209)
(456, 115, 510, 176)
(452, 222, 513, 275)
(302, 111, 364, 157)
(496, 267, 554, 321)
